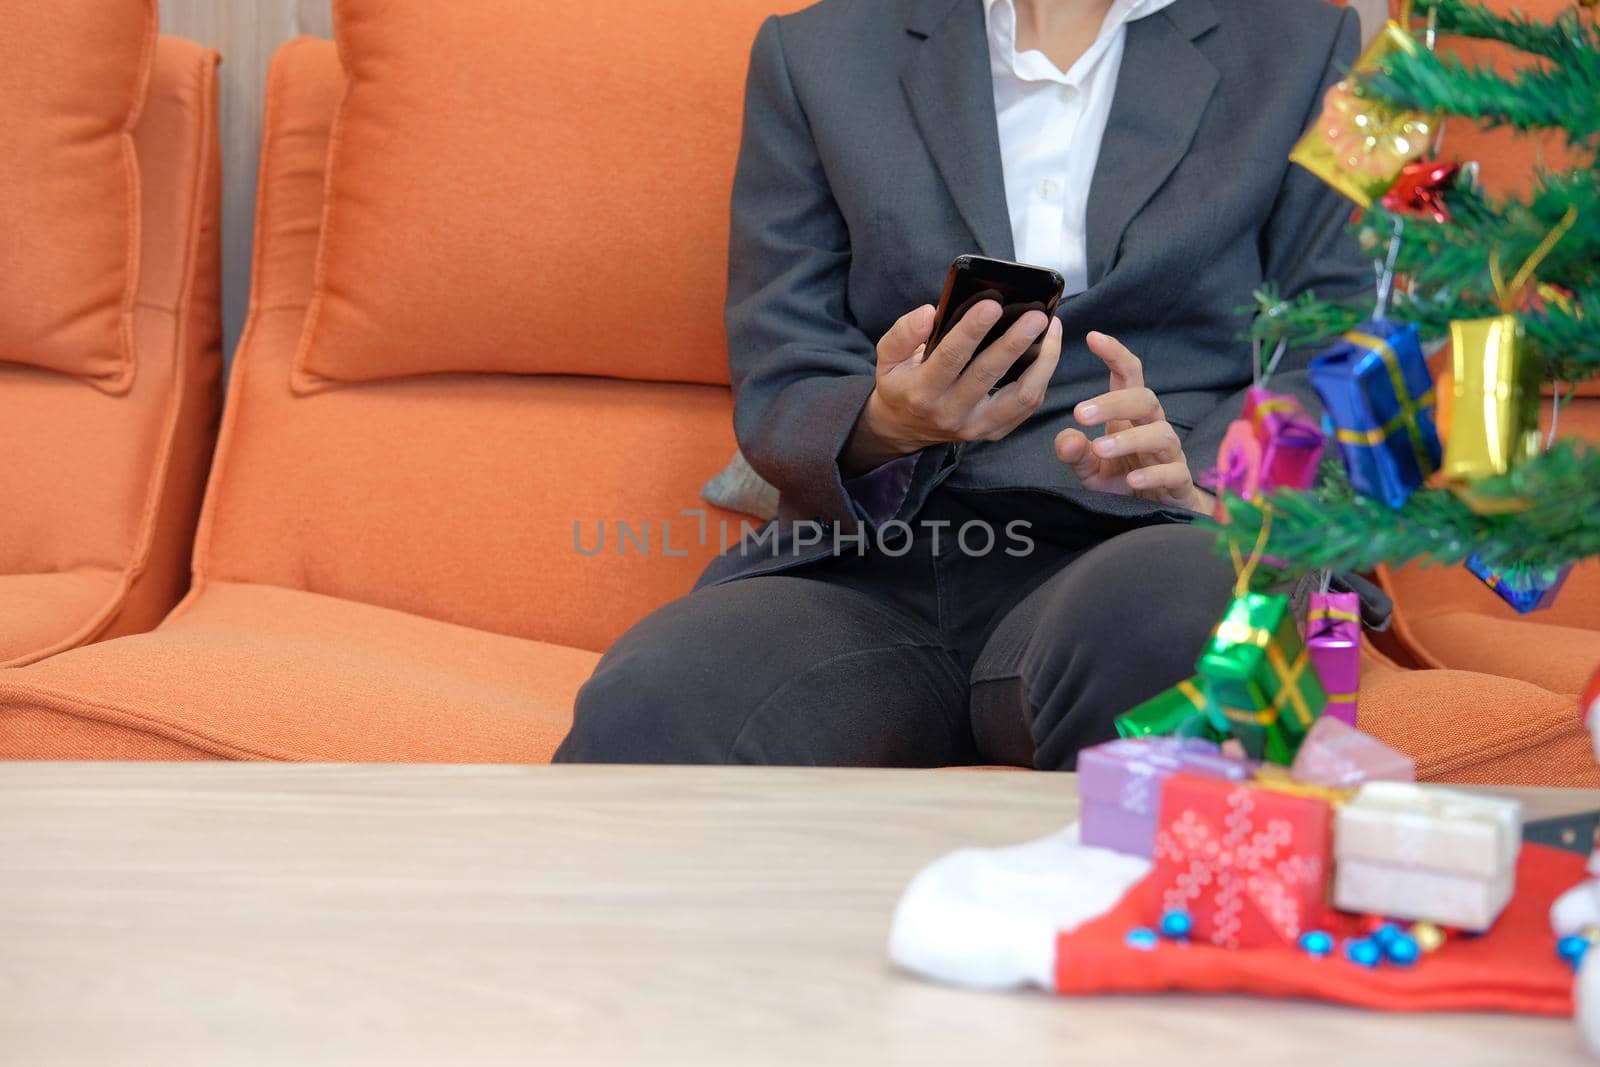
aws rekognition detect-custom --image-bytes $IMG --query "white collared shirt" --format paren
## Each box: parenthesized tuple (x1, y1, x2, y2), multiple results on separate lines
(983, 0, 1177, 294)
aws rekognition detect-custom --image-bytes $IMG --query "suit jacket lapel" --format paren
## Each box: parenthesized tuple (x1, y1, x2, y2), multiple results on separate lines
(901, 0, 1016, 262)
(1084, 0, 1220, 286)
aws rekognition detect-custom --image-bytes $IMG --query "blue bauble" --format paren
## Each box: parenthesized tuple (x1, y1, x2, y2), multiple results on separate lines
(1344, 938, 1382, 967)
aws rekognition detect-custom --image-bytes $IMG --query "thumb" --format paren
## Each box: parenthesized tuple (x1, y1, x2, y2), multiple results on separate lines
(877, 305, 936, 371)
(1054, 428, 1100, 481)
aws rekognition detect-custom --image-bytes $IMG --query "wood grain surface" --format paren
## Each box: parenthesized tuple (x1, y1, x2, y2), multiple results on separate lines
(0, 764, 1592, 1066)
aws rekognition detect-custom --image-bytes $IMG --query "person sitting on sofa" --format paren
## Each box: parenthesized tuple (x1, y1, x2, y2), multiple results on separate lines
(556, 0, 1370, 770)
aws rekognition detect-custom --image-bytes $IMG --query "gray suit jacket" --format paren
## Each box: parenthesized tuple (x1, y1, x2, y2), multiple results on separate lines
(701, 0, 1367, 587)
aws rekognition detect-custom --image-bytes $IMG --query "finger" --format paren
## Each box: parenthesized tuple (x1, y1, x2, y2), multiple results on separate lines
(1124, 460, 1196, 499)
(1073, 386, 1163, 428)
(1086, 331, 1145, 391)
(1090, 422, 1182, 465)
(947, 309, 1051, 411)
(966, 318, 1061, 439)
(919, 299, 1003, 392)
(876, 305, 936, 371)
(1054, 427, 1100, 481)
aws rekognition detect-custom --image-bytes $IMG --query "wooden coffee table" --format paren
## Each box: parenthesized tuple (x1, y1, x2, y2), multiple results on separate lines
(0, 763, 1593, 1065)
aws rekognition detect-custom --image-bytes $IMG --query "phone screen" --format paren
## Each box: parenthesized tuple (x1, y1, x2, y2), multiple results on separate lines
(927, 256, 1066, 390)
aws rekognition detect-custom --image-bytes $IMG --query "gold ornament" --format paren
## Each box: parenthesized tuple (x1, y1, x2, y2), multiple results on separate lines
(1442, 315, 1541, 493)
(1444, 207, 1580, 513)
(1411, 921, 1446, 953)
(1290, 22, 1434, 207)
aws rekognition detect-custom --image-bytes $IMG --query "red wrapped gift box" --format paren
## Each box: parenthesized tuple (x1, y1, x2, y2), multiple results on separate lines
(1150, 773, 1334, 949)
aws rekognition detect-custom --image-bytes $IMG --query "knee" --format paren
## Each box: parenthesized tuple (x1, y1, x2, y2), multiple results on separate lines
(1020, 522, 1236, 767)
(554, 651, 661, 764)
(555, 615, 719, 765)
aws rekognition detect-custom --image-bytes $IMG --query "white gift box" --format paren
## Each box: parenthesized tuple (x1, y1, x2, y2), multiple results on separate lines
(1333, 782, 1522, 931)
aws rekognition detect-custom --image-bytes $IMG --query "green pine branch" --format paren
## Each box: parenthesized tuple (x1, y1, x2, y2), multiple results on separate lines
(1419, 0, 1600, 68)
(1205, 440, 1600, 579)
(1363, 45, 1600, 147)
(1248, 167, 1600, 382)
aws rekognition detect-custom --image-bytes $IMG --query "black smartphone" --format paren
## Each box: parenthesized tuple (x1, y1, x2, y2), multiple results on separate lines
(926, 255, 1066, 390)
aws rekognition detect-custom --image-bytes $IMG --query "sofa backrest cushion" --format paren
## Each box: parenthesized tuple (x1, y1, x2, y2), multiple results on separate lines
(292, 0, 805, 392)
(0, 0, 156, 393)
(199, 38, 746, 653)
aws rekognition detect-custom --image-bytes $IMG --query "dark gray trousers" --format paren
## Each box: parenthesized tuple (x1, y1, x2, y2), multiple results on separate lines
(554, 490, 1236, 771)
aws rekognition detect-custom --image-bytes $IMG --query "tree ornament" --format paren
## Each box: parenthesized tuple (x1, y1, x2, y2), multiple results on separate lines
(1308, 320, 1441, 509)
(1444, 207, 1580, 512)
(1290, 23, 1434, 207)
(1381, 160, 1462, 223)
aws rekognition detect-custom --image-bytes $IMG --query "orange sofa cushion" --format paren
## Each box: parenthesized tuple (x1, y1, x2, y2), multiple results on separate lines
(293, 0, 804, 391)
(197, 37, 746, 655)
(0, 36, 223, 666)
(0, 0, 155, 392)
(0, 582, 593, 761)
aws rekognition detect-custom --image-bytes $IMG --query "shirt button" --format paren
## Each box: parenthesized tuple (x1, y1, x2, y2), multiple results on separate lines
(1038, 179, 1060, 199)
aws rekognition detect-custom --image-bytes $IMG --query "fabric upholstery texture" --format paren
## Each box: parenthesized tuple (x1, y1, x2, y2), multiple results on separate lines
(198, 37, 743, 654)
(0, 0, 156, 391)
(0, 582, 592, 761)
(0, 36, 737, 759)
(0, 36, 223, 666)
(294, 0, 806, 389)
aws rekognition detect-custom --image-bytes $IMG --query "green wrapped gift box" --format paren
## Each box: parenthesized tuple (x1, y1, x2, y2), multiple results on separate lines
(1115, 676, 1226, 742)
(1197, 592, 1327, 764)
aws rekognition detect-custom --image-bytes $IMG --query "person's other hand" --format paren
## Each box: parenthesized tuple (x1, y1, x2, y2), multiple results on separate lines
(1053, 332, 1211, 512)
(843, 301, 1061, 473)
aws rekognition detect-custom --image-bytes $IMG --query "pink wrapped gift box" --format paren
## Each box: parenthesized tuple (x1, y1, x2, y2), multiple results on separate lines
(1078, 737, 1252, 858)
(1244, 386, 1326, 492)
(1290, 716, 1413, 788)
(1302, 589, 1360, 726)
(1333, 782, 1522, 931)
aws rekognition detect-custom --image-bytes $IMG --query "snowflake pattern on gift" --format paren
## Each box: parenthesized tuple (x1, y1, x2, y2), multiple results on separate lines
(1119, 758, 1166, 817)
(1154, 785, 1325, 949)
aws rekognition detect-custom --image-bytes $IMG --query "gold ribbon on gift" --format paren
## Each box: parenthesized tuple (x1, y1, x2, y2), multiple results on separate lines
(1306, 606, 1360, 626)
(1253, 764, 1355, 807)
(1250, 397, 1298, 429)
(1337, 329, 1437, 474)
(1217, 641, 1319, 729)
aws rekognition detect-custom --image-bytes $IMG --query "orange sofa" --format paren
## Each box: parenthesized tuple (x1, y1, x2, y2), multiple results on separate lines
(0, 36, 742, 762)
(0, 35, 222, 669)
(1, 13, 1595, 784)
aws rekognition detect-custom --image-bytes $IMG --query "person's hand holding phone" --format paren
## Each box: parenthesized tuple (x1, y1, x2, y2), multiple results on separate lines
(1053, 332, 1212, 512)
(843, 300, 1062, 473)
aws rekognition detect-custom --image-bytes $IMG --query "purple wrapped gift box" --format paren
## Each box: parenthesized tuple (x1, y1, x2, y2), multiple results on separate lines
(1303, 590, 1361, 727)
(1289, 715, 1415, 788)
(1078, 737, 1253, 858)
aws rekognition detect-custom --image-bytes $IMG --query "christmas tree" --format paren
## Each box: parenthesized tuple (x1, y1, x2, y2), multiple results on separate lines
(1209, 0, 1599, 590)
